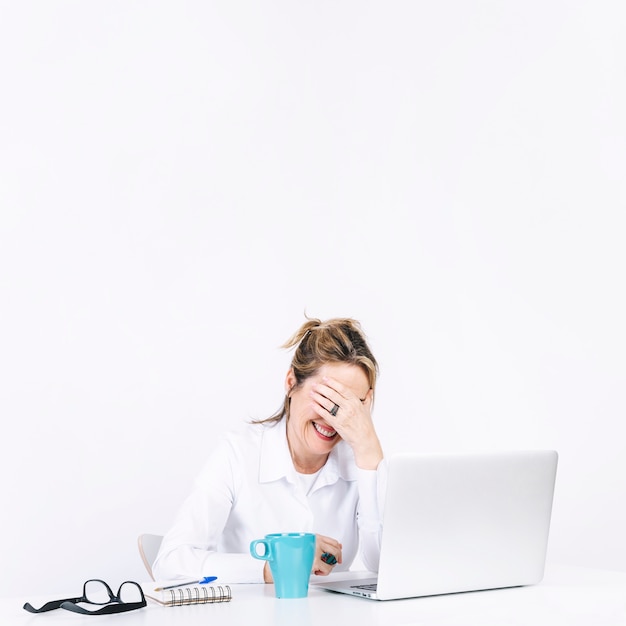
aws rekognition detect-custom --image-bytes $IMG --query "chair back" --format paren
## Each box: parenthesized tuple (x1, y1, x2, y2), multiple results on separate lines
(138, 533, 163, 580)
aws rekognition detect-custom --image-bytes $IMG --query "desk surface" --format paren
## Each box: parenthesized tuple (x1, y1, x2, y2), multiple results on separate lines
(5, 563, 626, 626)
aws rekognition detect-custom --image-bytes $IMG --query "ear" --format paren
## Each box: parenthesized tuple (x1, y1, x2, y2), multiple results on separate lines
(285, 369, 297, 396)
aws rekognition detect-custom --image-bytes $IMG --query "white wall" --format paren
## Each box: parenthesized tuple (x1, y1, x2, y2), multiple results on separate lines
(1, 1, 624, 598)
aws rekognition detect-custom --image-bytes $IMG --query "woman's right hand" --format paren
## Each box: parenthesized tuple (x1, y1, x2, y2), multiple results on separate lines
(312, 534, 343, 576)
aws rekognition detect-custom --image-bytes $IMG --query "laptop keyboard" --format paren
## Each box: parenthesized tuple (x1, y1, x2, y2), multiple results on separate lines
(351, 583, 378, 591)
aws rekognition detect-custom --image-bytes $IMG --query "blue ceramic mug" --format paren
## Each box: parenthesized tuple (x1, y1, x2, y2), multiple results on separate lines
(250, 532, 316, 598)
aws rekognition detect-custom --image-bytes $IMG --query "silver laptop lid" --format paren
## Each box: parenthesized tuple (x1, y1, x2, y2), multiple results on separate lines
(375, 450, 558, 600)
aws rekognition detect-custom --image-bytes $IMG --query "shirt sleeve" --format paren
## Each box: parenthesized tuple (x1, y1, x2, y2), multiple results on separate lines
(152, 434, 266, 584)
(355, 459, 388, 572)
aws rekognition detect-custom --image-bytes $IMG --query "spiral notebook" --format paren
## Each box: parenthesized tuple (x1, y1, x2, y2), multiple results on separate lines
(142, 582, 232, 607)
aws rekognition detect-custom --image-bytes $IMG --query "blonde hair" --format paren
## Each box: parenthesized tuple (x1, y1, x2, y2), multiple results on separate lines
(257, 316, 378, 424)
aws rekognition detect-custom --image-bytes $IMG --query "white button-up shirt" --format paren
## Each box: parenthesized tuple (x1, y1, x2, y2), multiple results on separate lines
(153, 419, 386, 583)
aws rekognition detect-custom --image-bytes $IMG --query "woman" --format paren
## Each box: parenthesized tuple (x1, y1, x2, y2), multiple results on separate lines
(152, 316, 386, 583)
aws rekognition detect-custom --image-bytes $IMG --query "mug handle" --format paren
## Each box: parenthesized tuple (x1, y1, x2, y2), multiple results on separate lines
(250, 539, 272, 561)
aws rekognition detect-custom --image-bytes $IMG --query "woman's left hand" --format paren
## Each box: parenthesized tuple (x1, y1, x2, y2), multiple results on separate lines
(310, 376, 383, 470)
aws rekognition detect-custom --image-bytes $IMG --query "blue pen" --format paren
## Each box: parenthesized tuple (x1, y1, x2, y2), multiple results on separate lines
(155, 577, 217, 591)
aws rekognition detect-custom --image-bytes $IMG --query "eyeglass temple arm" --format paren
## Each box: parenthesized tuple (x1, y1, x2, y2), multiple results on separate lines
(60, 600, 147, 615)
(23, 596, 83, 613)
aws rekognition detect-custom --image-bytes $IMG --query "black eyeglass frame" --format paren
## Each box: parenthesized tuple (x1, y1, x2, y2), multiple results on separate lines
(23, 579, 146, 615)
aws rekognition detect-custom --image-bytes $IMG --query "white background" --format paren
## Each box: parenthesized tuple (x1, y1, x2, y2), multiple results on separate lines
(1, 1, 624, 598)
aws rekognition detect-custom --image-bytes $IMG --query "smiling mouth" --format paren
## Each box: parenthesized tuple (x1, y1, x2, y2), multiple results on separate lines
(313, 422, 337, 439)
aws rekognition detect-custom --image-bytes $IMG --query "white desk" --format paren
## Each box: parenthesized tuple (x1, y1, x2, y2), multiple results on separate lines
(5, 564, 626, 625)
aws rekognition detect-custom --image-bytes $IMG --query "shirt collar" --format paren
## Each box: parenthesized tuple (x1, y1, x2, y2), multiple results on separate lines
(258, 419, 358, 486)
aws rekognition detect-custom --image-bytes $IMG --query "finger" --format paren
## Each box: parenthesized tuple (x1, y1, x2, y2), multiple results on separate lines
(310, 389, 340, 416)
(310, 384, 344, 413)
(317, 535, 342, 557)
(318, 538, 342, 564)
(313, 551, 340, 576)
(310, 383, 360, 418)
(313, 563, 334, 576)
(314, 377, 371, 415)
(320, 544, 342, 563)
(320, 375, 370, 404)
(320, 376, 350, 399)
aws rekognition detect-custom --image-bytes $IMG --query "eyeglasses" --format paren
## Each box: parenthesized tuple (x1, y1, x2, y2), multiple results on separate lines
(23, 579, 146, 615)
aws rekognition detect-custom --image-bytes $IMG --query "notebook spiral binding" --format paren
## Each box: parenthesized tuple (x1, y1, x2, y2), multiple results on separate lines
(167, 585, 232, 606)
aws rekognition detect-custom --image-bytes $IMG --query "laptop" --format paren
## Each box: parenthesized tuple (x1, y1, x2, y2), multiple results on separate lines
(317, 450, 558, 600)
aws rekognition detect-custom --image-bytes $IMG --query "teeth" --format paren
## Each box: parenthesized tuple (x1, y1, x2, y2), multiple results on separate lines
(313, 422, 337, 438)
